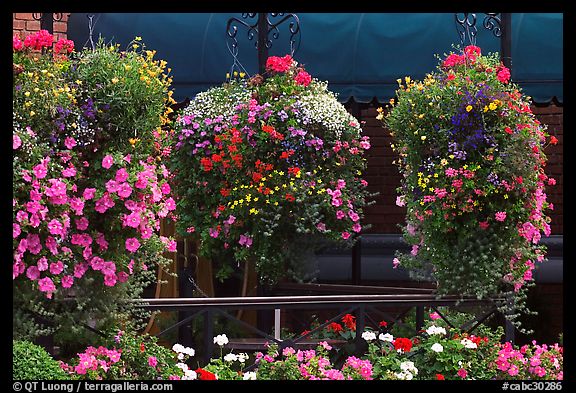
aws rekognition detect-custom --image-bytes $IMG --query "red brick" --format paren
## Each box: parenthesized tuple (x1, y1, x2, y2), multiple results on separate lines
(53, 21, 67, 33)
(12, 20, 26, 30)
(14, 13, 33, 20)
(26, 20, 40, 30)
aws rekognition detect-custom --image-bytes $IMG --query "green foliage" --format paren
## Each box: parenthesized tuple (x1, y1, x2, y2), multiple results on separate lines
(13, 340, 69, 380)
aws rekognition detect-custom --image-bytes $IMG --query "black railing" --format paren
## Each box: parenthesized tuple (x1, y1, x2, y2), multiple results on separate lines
(134, 290, 511, 367)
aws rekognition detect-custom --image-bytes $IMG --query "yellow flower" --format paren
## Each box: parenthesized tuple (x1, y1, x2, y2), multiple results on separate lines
(389, 98, 395, 105)
(132, 44, 139, 49)
(376, 113, 384, 120)
(240, 72, 246, 78)
(376, 107, 383, 113)
(226, 73, 230, 79)
(489, 102, 498, 110)
(129, 138, 140, 146)
(24, 91, 30, 97)
(135, 36, 142, 41)
(418, 114, 424, 119)
(466, 105, 473, 112)
(233, 71, 238, 77)
(405, 76, 411, 84)
(421, 136, 427, 141)
(112, 77, 119, 84)
(30, 111, 35, 116)
(483, 106, 489, 112)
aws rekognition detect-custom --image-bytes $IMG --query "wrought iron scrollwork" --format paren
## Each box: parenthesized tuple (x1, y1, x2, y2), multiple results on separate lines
(455, 13, 478, 46)
(226, 13, 259, 51)
(483, 13, 502, 38)
(226, 13, 301, 76)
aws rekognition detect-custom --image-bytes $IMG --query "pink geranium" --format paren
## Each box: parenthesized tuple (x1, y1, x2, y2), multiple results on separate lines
(102, 155, 114, 169)
(295, 70, 312, 86)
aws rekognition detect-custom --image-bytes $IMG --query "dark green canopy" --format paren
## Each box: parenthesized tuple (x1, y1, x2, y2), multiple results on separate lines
(68, 13, 563, 104)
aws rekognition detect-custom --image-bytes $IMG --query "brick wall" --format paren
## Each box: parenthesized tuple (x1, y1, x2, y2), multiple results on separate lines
(12, 13, 71, 41)
(355, 102, 564, 236)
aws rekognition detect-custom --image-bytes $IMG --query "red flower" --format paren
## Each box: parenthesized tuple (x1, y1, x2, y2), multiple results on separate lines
(288, 167, 301, 176)
(262, 124, 275, 134)
(266, 55, 293, 73)
(550, 136, 558, 145)
(436, 374, 445, 380)
(327, 322, 343, 333)
(200, 157, 213, 171)
(442, 53, 465, 68)
(393, 337, 413, 353)
(300, 329, 311, 336)
(140, 343, 145, 352)
(252, 172, 263, 183)
(211, 154, 222, 162)
(497, 65, 511, 84)
(378, 321, 388, 328)
(220, 188, 231, 197)
(504, 127, 514, 134)
(295, 70, 312, 86)
(285, 193, 295, 202)
(195, 368, 217, 380)
(342, 314, 356, 331)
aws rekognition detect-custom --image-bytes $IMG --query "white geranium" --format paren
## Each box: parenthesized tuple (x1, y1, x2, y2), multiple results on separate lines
(425, 325, 447, 336)
(394, 371, 414, 380)
(461, 338, 478, 349)
(214, 334, 229, 346)
(361, 331, 377, 341)
(431, 343, 444, 353)
(183, 369, 197, 380)
(237, 353, 249, 363)
(224, 353, 238, 362)
(177, 353, 184, 361)
(400, 361, 418, 376)
(183, 346, 195, 356)
(172, 343, 185, 353)
(379, 333, 394, 342)
(243, 371, 257, 380)
(176, 362, 189, 372)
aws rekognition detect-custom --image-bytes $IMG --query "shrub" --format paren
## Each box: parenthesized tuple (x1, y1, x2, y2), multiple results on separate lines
(13, 340, 69, 380)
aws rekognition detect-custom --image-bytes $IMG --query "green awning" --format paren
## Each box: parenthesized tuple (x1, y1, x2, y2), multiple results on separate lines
(68, 13, 563, 104)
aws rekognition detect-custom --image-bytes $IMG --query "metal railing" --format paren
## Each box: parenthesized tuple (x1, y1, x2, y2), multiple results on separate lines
(134, 289, 512, 366)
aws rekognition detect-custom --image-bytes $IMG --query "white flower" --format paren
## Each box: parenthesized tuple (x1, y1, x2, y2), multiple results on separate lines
(243, 371, 257, 380)
(400, 361, 418, 375)
(224, 353, 238, 362)
(237, 353, 249, 363)
(177, 353, 184, 360)
(172, 343, 185, 353)
(213, 334, 229, 346)
(426, 325, 447, 336)
(460, 338, 478, 349)
(431, 343, 444, 353)
(379, 333, 394, 342)
(183, 370, 197, 380)
(176, 362, 189, 372)
(394, 371, 413, 380)
(361, 331, 377, 341)
(183, 346, 195, 356)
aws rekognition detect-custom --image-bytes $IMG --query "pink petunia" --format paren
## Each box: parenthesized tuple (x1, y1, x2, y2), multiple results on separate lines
(61, 275, 74, 288)
(26, 265, 40, 280)
(64, 137, 77, 149)
(208, 228, 219, 238)
(336, 210, 345, 220)
(115, 168, 129, 182)
(160, 182, 171, 194)
(148, 356, 158, 368)
(37, 256, 49, 271)
(38, 277, 56, 297)
(341, 231, 351, 240)
(13, 223, 21, 238)
(104, 274, 117, 287)
(239, 234, 253, 248)
(13, 134, 22, 149)
(83, 188, 96, 200)
(50, 261, 64, 275)
(47, 219, 65, 236)
(457, 368, 468, 379)
(75, 217, 89, 231)
(123, 211, 141, 228)
(102, 155, 114, 169)
(117, 272, 129, 283)
(125, 238, 141, 253)
(32, 163, 48, 179)
(392, 258, 401, 269)
(495, 211, 507, 222)
(352, 223, 362, 233)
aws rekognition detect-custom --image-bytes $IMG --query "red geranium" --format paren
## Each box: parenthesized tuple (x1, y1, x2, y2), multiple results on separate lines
(393, 337, 413, 353)
(436, 373, 445, 380)
(266, 55, 293, 73)
(342, 314, 356, 331)
(327, 322, 343, 333)
(196, 368, 217, 380)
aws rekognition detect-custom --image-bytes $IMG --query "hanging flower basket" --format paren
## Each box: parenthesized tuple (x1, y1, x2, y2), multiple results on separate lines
(382, 46, 556, 320)
(170, 55, 374, 284)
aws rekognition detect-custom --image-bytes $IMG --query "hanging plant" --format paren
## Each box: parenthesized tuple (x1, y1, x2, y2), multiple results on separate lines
(170, 55, 374, 284)
(382, 46, 556, 326)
